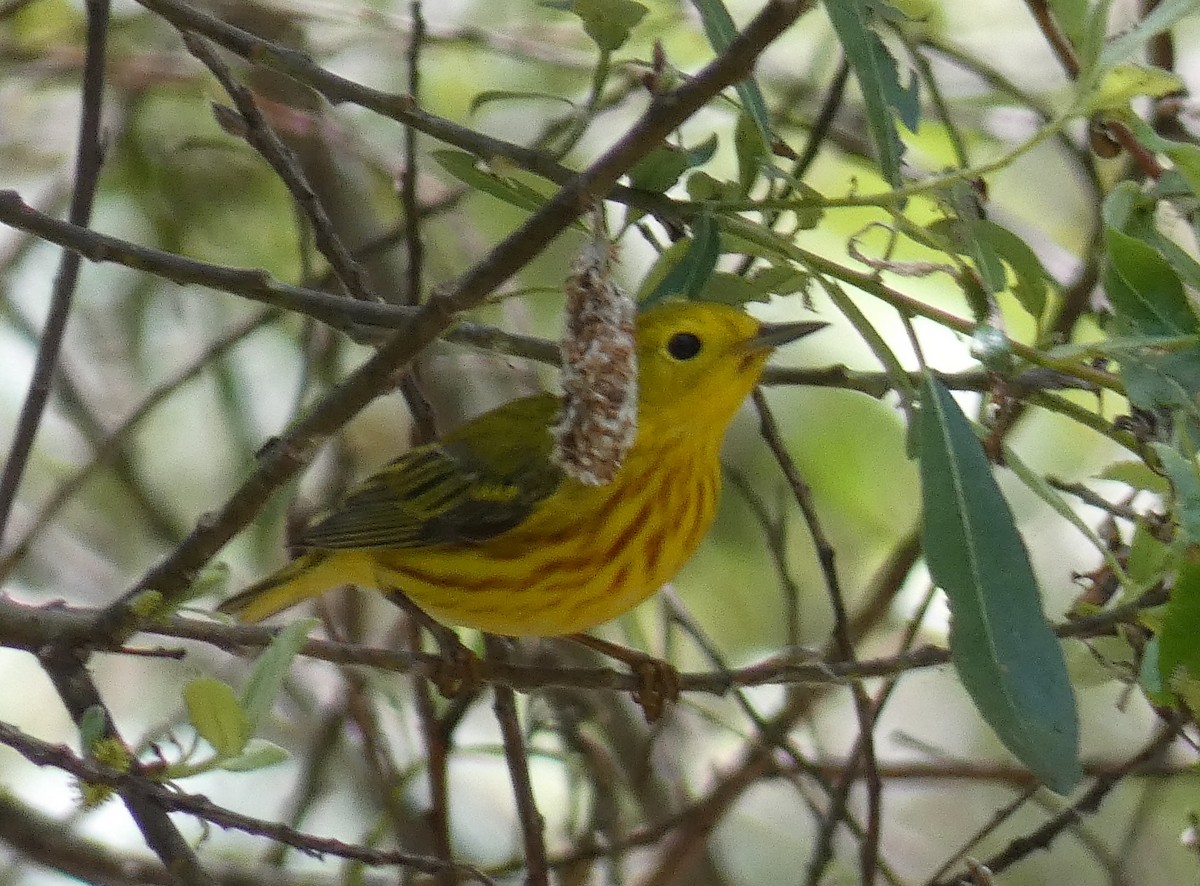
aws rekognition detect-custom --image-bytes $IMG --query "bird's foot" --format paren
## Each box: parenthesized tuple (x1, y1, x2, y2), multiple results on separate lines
(429, 639, 483, 699)
(567, 633, 680, 722)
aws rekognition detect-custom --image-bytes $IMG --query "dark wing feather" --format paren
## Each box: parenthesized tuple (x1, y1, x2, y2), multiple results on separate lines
(299, 393, 563, 550)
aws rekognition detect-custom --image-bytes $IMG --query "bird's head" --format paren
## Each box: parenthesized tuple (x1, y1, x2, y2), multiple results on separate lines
(633, 301, 826, 441)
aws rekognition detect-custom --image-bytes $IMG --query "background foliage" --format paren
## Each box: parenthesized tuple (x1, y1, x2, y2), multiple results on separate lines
(2, 0, 1200, 884)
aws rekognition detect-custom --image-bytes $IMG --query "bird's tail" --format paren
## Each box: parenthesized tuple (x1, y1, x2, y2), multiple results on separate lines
(218, 551, 353, 623)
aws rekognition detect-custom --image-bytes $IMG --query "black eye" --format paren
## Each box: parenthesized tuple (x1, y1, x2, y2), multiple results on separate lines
(667, 332, 703, 360)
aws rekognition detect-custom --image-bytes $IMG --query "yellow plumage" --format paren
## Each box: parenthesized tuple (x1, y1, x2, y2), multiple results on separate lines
(218, 302, 823, 636)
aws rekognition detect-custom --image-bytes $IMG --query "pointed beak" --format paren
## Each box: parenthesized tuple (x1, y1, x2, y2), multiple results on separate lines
(741, 319, 828, 353)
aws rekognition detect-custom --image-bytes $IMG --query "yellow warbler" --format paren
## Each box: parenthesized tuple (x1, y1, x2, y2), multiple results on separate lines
(219, 301, 824, 636)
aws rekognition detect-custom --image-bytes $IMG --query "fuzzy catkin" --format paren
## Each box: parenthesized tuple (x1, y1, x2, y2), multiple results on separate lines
(552, 238, 638, 486)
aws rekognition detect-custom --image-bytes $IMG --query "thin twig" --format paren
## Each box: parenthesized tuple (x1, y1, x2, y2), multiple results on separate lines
(36, 646, 217, 886)
(0, 0, 111, 541)
(181, 33, 376, 304)
(0, 791, 395, 886)
(0, 311, 277, 582)
(751, 388, 883, 885)
(488, 639, 550, 886)
(0, 715, 495, 884)
(931, 719, 1186, 885)
(407, 617, 457, 886)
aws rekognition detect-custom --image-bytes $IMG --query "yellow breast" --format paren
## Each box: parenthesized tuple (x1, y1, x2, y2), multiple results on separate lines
(370, 437, 722, 636)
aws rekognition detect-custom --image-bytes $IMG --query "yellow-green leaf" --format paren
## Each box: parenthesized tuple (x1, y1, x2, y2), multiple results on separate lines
(184, 678, 250, 758)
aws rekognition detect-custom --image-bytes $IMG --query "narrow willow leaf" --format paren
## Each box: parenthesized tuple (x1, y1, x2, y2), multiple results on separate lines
(1164, 143, 1200, 201)
(1156, 554, 1200, 715)
(918, 375, 1081, 793)
(217, 739, 291, 772)
(824, 0, 919, 187)
(1047, 0, 1089, 45)
(690, 0, 773, 154)
(1104, 167, 1200, 291)
(1140, 635, 1171, 705)
(469, 90, 575, 115)
(432, 150, 548, 216)
(1085, 64, 1185, 114)
(635, 238, 690, 304)
(241, 617, 320, 735)
(644, 212, 720, 305)
(1125, 520, 1176, 591)
(628, 135, 718, 193)
(184, 677, 250, 758)
(1002, 444, 1128, 587)
(1099, 0, 1198, 69)
(976, 222, 1050, 321)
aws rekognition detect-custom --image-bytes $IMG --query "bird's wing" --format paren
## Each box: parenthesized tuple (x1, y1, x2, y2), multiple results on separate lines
(299, 393, 564, 550)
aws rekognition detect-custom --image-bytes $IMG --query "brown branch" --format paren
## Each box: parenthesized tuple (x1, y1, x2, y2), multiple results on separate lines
(0, 191, 413, 331)
(129, 0, 681, 222)
(0, 591, 1168, 695)
(0, 717, 494, 884)
(0, 792, 396, 886)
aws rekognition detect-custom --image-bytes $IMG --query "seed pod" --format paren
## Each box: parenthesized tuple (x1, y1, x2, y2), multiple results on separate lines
(553, 228, 638, 486)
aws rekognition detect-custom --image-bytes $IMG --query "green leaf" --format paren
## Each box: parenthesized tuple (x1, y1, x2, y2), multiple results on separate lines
(918, 375, 1081, 793)
(628, 135, 718, 193)
(1085, 64, 1185, 114)
(691, 0, 773, 156)
(240, 617, 319, 736)
(927, 216, 1006, 295)
(977, 222, 1050, 320)
(1047, 0, 1090, 46)
(927, 217, 1049, 316)
(734, 111, 768, 195)
(184, 678, 250, 758)
(693, 265, 810, 306)
(1103, 227, 1197, 336)
(1152, 444, 1200, 545)
(432, 150, 548, 216)
(1097, 460, 1170, 495)
(643, 213, 721, 305)
(469, 90, 575, 116)
(1104, 171, 1200, 291)
(1157, 557, 1200, 706)
(1075, 0, 1114, 80)
(1164, 143, 1200, 201)
(543, 0, 648, 51)
(217, 738, 291, 772)
(79, 705, 108, 751)
(1003, 444, 1128, 587)
(1099, 0, 1198, 69)
(1169, 670, 1200, 716)
(1126, 520, 1175, 592)
(824, 0, 920, 187)
(1140, 635, 1171, 705)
